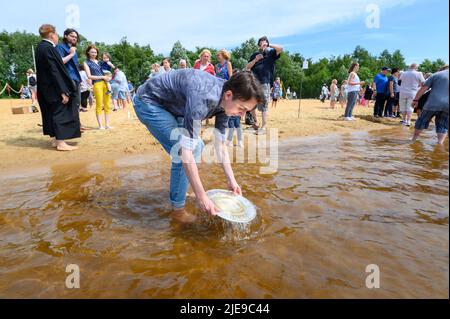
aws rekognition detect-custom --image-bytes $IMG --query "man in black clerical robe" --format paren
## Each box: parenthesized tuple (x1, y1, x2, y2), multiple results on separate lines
(35, 24, 80, 151)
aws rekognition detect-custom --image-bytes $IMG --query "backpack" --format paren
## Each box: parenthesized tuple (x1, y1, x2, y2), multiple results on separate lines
(28, 76, 37, 87)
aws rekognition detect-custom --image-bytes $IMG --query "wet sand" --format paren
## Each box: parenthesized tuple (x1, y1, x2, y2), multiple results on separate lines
(0, 98, 397, 173)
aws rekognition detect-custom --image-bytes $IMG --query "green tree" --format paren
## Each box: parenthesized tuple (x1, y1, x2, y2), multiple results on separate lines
(378, 49, 392, 67)
(419, 58, 447, 73)
(0, 31, 40, 90)
(170, 41, 189, 68)
(0, 31, 447, 99)
(231, 38, 259, 70)
(0, 45, 9, 87)
(352, 45, 376, 70)
(275, 52, 303, 95)
(391, 50, 406, 70)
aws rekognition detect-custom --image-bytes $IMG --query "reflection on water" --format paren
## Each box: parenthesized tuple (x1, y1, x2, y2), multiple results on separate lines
(0, 128, 448, 298)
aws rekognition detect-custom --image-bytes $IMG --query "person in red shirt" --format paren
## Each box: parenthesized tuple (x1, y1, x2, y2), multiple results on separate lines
(193, 49, 216, 76)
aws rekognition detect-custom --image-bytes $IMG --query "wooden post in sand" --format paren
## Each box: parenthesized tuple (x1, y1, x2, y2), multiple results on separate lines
(32, 45, 37, 73)
(298, 61, 309, 119)
(298, 79, 303, 119)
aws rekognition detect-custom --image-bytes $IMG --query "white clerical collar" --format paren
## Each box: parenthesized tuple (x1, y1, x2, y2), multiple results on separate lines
(43, 39, 56, 47)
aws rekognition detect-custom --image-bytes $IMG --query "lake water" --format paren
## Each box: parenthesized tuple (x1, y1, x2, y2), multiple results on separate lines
(0, 127, 448, 298)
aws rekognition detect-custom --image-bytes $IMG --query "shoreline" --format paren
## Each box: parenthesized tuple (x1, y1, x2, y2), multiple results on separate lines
(0, 99, 405, 174)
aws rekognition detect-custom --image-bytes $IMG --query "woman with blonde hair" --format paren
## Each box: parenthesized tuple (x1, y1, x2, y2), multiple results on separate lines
(330, 79, 339, 110)
(84, 44, 113, 130)
(194, 49, 215, 76)
(216, 49, 232, 79)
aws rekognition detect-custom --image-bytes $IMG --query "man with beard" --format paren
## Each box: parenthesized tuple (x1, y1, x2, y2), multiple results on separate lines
(57, 28, 86, 132)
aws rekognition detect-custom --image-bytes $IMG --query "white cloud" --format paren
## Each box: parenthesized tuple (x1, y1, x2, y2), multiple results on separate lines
(75, 0, 417, 53)
(0, 0, 417, 53)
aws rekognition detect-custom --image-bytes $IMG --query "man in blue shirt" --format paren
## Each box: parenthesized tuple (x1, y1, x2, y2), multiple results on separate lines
(57, 29, 82, 112)
(372, 67, 390, 118)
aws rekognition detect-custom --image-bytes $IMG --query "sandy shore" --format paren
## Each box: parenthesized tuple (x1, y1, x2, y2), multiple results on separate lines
(0, 98, 401, 172)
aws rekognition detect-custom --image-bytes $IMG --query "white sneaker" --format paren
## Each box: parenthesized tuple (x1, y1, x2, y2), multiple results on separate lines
(344, 117, 352, 121)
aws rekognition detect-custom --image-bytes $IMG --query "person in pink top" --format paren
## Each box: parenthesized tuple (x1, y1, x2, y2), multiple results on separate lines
(193, 49, 216, 76)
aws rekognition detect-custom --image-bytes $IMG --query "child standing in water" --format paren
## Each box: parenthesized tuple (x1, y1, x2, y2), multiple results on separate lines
(100, 53, 115, 95)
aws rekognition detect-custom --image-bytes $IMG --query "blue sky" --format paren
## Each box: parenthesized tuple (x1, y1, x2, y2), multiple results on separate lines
(1, 0, 448, 64)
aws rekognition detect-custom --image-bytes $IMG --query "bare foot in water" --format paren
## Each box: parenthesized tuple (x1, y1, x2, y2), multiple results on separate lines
(170, 209, 197, 224)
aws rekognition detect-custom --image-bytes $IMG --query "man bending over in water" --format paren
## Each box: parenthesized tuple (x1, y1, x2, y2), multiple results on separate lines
(133, 69, 265, 223)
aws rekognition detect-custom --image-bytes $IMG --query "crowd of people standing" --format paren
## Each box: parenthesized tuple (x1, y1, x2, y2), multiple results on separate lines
(32, 25, 134, 151)
(29, 22, 449, 150)
(321, 62, 448, 145)
(144, 37, 284, 143)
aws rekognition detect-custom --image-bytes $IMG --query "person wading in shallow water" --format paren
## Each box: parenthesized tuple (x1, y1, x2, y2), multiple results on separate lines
(412, 67, 449, 145)
(133, 69, 265, 224)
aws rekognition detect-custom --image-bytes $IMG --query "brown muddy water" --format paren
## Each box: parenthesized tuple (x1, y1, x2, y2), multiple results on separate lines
(0, 127, 448, 299)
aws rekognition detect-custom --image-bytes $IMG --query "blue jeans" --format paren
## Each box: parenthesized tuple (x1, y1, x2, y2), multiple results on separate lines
(133, 96, 204, 209)
(227, 116, 242, 142)
(374, 93, 387, 117)
(384, 96, 395, 117)
(345, 91, 358, 118)
(415, 110, 449, 134)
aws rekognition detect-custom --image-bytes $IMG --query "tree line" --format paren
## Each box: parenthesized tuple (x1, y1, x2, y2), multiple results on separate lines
(0, 30, 447, 99)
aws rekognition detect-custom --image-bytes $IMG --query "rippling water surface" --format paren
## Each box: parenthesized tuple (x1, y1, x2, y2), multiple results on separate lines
(0, 128, 448, 298)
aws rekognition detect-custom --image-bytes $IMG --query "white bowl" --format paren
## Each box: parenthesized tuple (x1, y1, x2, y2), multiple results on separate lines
(206, 189, 257, 223)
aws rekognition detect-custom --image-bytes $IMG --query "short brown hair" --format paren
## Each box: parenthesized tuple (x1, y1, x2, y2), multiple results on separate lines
(85, 44, 99, 59)
(258, 36, 269, 47)
(222, 71, 266, 105)
(39, 24, 56, 38)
